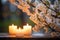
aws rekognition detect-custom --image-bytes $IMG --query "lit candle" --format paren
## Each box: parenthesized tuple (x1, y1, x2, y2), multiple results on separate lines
(9, 24, 32, 36)
(16, 27, 24, 37)
(9, 24, 17, 35)
(23, 24, 32, 35)
(16, 28, 22, 34)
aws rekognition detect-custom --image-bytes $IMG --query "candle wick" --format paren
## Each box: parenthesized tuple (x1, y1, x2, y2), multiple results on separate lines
(12, 24, 14, 26)
(27, 24, 29, 26)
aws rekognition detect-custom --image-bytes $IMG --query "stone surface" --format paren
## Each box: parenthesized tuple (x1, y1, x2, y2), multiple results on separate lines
(0, 33, 60, 38)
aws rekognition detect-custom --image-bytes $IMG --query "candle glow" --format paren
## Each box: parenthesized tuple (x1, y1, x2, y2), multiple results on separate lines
(9, 24, 32, 36)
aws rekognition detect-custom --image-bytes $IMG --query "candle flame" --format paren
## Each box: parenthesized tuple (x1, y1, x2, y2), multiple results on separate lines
(27, 24, 29, 26)
(12, 24, 14, 26)
(18, 27, 22, 30)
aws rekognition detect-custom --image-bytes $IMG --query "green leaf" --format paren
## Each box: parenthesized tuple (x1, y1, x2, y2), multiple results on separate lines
(27, 19, 35, 27)
(45, 1, 50, 5)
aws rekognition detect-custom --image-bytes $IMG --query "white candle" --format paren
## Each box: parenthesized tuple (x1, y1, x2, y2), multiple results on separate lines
(16, 28, 24, 37)
(9, 24, 17, 35)
(23, 24, 32, 35)
(16, 28, 22, 34)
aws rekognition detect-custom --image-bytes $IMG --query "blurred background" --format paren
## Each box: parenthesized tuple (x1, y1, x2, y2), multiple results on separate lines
(0, 0, 60, 33)
(0, 0, 35, 33)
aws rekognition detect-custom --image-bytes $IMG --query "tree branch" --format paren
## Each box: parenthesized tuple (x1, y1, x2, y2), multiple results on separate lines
(40, 0, 60, 19)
